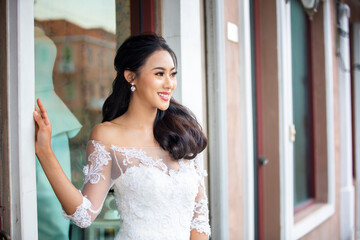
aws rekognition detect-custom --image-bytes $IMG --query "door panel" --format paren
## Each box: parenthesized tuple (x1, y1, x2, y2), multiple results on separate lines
(0, 0, 10, 236)
(252, 0, 282, 239)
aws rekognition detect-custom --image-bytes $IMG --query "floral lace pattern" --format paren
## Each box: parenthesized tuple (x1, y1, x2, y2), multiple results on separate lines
(190, 199, 211, 235)
(111, 146, 169, 174)
(190, 157, 211, 236)
(62, 194, 92, 228)
(64, 140, 211, 239)
(83, 140, 112, 184)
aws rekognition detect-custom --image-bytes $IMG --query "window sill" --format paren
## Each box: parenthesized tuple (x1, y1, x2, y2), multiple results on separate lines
(293, 203, 335, 239)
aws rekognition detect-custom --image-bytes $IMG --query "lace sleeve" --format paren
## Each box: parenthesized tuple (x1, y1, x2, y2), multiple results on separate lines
(190, 157, 211, 237)
(63, 140, 119, 228)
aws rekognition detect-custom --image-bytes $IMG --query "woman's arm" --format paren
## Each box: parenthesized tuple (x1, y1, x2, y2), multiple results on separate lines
(34, 98, 116, 228)
(34, 98, 83, 215)
(190, 157, 211, 240)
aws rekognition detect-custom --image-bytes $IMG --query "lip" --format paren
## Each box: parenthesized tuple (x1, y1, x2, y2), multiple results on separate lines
(157, 92, 171, 101)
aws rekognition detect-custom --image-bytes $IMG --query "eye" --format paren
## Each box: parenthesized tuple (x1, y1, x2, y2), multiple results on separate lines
(155, 72, 164, 76)
(170, 71, 177, 77)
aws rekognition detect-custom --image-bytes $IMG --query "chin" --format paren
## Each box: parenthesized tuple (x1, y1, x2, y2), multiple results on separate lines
(157, 103, 171, 111)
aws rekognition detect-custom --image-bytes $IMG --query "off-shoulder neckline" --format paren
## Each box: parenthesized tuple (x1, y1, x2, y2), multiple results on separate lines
(89, 139, 163, 149)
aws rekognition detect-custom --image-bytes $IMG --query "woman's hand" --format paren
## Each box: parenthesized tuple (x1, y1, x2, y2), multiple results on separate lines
(190, 230, 209, 240)
(33, 98, 52, 158)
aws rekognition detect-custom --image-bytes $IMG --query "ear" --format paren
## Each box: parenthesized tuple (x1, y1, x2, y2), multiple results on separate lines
(124, 70, 136, 83)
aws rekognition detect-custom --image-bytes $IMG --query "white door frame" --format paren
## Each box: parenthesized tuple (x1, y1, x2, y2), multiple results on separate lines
(238, 0, 255, 239)
(204, 0, 230, 239)
(338, 4, 355, 239)
(277, 0, 294, 239)
(7, 0, 38, 238)
(353, 22, 360, 240)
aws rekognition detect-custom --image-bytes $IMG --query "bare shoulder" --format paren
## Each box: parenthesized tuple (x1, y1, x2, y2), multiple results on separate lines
(89, 122, 124, 146)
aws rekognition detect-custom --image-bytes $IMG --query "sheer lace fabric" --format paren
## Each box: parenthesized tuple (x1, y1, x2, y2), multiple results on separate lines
(63, 140, 211, 239)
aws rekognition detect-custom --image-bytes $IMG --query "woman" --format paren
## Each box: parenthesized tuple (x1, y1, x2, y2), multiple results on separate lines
(34, 34, 211, 240)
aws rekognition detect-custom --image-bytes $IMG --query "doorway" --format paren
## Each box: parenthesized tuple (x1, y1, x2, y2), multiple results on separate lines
(251, 0, 283, 239)
(0, 0, 10, 237)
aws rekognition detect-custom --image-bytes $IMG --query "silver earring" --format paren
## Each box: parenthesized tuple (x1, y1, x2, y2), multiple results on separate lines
(130, 82, 136, 92)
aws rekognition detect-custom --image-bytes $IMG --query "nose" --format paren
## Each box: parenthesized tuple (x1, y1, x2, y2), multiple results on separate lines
(164, 74, 174, 89)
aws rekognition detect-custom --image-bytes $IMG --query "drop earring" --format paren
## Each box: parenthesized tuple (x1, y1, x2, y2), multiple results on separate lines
(130, 82, 136, 92)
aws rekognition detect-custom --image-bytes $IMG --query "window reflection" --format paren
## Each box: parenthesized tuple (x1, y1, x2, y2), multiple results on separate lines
(34, 25, 83, 240)
(290, 0, 314, 209)
(34, 0, 127, 239)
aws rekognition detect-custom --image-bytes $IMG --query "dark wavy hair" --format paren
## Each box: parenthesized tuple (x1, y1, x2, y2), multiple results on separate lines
(102, 34, 207, 160)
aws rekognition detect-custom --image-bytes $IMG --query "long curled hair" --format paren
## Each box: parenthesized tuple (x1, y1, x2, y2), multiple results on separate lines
(102, 34, 207, 160)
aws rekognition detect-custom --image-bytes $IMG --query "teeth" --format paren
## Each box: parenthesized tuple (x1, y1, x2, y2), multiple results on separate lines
(158, 93, 169, 97)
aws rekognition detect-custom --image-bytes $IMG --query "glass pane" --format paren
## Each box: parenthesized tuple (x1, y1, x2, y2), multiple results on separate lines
(291, 0, 313, 208)
(34, 1, 129, 239)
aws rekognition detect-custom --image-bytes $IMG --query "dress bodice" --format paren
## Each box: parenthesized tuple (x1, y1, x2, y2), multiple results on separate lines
(63, 140, 211, 240)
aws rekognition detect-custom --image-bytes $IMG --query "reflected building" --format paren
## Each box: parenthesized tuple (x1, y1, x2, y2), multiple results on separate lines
(35, 19, 117, 187)
(35, 18, 116, 133)
(34, 19, 120, 238)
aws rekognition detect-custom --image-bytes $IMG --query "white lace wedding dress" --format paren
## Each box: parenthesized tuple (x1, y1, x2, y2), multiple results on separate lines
(63, 140, 211, 240)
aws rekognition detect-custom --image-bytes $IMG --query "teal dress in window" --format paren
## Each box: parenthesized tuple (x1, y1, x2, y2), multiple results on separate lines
(35, 26, 82, 240)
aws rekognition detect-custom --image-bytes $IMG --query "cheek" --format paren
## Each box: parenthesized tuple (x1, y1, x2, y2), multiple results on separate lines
(140, 78, 157, 92)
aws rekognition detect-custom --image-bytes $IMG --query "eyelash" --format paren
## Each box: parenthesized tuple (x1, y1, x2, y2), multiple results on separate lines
(155, 72, 177, 77)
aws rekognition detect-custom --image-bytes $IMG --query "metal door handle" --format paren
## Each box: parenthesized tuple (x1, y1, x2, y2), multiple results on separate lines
(0, 230, 11, 240)
(259, 156, 269, 165)
(289, 124, 296, 142)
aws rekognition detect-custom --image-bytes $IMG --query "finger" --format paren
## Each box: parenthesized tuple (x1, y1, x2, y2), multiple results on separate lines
(37, 98, 48, 117)
(35, 105, 41, 115)
(34, 107, 41, 126)
(33, 110, 46, 129)
(37, 98, 50, 126)
(33, 106, 41, 142)
(34, 106, 47, 128)
(34, 123, 38, 141)
(35, 121, 39, 132)
(35, 106, 42, 118)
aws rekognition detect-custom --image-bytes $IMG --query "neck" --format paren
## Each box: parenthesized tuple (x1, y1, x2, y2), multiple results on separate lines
(123, 95, 158, 130)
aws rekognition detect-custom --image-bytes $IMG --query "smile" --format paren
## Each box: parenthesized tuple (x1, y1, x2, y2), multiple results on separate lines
(158, 92, 170, 101)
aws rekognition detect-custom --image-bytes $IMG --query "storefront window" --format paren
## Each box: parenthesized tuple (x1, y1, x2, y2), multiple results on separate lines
(34, 0, 130, 239)
(290, 0, 314, 209)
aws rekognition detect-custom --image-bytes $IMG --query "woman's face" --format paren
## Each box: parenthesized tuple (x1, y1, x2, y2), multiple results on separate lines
(131, 50, 177, 111)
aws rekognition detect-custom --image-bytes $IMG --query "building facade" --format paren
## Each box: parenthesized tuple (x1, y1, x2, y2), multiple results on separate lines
(1, 0, 359, 239)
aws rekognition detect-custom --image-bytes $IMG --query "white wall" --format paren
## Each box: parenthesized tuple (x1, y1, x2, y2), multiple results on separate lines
(338, 4, 355, 240)
(162, 0, 204, 125)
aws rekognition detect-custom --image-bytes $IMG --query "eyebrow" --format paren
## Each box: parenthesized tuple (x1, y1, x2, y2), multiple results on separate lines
(152, 67, 176, 71)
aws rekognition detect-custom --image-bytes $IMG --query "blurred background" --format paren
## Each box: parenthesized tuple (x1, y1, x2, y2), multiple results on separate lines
(1, 0, 360, 239)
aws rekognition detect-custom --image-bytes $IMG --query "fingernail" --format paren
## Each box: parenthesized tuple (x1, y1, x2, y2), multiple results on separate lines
(34, 111, 38, 116)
